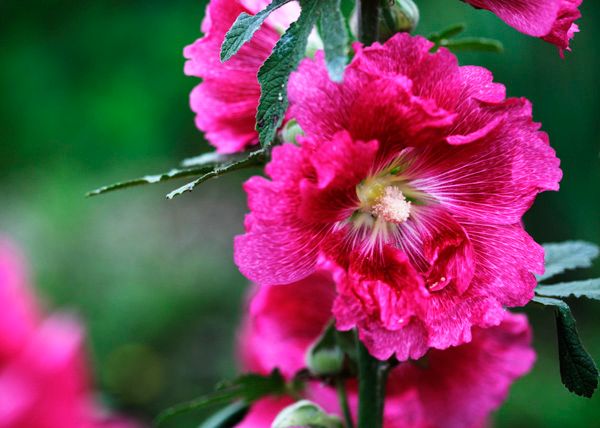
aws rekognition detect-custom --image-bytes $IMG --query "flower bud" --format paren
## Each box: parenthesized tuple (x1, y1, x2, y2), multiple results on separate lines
(380, 0, 420, 38)
(272, 400, 343, 428)
(305, 323, 345, 377)
(351, 0, 420, 42)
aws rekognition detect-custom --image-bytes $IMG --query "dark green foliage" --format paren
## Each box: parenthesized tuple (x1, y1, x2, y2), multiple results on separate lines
(220, 0, 293, 62)
(256, 0, 321, 147)
(318, 0, 348, 82)
(155, 370, 287, 426)
(533, 297, 599, 398)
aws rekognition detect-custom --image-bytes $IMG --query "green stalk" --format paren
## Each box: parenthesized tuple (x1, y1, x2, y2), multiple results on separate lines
(336, 378, 354, 428)
(356, 334, 389, 428)
(357, 0, 381, 46)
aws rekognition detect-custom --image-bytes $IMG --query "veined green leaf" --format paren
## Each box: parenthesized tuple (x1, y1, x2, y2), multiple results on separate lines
(439, 37, 503, 53)
(155, 370, 286, 426)
(533, 296, 599, 398)
(318, 0, 348, 82)
(537, 278, 600, 301)
(220, 0, 293, 62)
(538, 241, 599, 282)
(256, 0, 321, 148)
(166, 149, 266, 199)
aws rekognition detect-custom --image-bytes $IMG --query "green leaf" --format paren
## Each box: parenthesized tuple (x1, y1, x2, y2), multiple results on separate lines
(533, 296, 599, 398)
(166, 149, 266, 199)
(538, 241, 599, 282)
(537, 278, 600, 301)
(198, 401, 249, 428)
(220, 0, 292, 62)
(318, 0, 348, 82)
(306, 321, 345, 376)
(256, 0, 321, 148)
(155, 370, 287, 426)
(86, 165, 219, 197)
(180, 152, 231, 168)
(439, 37, 503, 53)
(272, 400, 344, 428)
(86, 151, 264, 197)
(428, 23, 466, 42)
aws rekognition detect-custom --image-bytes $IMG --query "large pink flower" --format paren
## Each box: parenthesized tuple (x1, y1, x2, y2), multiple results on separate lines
(235, 33, 561, 360)
(236, 274, 535, 428)
(0, 239, 142, 428)
(184, 0, 300, 153)
(464, 0, 582, 54)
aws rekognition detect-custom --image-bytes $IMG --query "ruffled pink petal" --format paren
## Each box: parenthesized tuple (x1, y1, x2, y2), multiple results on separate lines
(465, 0, 562, 37)
(466, 222, 544, 306)
(299, 132, 379, 223)
(542, 0, 582, 54)
(464, 0, 582, 52)
(234, 144, 322, 285)
(238, 271, 337, 379)
(386, 313, 535, 428)
(407, 99, 561, 225)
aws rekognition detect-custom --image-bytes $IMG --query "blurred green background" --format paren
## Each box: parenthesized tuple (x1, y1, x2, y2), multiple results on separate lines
(0, 0, 598, 426)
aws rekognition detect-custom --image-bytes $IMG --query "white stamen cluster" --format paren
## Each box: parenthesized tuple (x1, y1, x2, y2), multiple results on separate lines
(371, 186, 412, 224)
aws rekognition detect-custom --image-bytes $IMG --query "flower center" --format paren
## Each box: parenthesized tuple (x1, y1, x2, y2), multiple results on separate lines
(371, 186, 412, 224)
(356, 177, 412, 225)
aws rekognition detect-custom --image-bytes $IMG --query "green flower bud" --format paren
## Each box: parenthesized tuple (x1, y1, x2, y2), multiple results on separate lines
(351, 0, 420, 42)
(272, 400, 343, 428)
(305, 323, 345, 377)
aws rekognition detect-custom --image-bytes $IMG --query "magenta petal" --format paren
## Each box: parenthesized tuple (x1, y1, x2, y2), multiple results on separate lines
(464, 0, 582, 52)
(238, 271, 336, 379)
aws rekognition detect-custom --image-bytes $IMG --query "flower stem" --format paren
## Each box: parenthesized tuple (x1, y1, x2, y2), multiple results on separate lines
(356, 333, 389, 428)
(336, 378, 354, 428)
(357, 0, 381, 46)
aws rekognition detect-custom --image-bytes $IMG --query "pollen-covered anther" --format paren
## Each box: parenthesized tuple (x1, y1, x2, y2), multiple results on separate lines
(371, 186, 412, 224)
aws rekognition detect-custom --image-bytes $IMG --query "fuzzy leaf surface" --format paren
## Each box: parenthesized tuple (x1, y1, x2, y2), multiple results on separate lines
(534, 296, 599, 398)
(256, 0, 320, 147)
(220, 0, 292, 62)
(318, 0, 348, 82)
(538, 241, 599, 282)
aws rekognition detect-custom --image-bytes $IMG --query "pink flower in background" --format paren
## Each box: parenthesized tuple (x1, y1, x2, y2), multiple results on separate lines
(464, 0, 582, 54)
(0, 239, 142, 428)
(237, 275, 535, 428)
(235, 33, 561, 360)
(184, 0, 300, 153)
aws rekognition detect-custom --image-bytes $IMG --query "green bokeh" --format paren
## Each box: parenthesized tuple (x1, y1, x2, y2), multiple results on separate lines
(0, 0, 598, 426)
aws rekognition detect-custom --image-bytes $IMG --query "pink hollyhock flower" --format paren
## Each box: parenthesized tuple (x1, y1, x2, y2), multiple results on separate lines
(235, 33, 561, 360)
(0, 239, 142, 428)
(237, 274, 535, 428)
(184, 0, 300, 153)
(464, 0, 582, 54)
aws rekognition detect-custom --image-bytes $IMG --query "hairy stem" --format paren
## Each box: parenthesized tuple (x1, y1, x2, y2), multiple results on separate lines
(356, 333, 389, 428)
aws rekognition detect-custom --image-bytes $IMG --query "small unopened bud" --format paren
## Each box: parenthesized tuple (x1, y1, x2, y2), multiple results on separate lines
(305, 323, 345, 376)
(351, 0, 420, 42)
(272, 400, 343, 428)
(280, 119, 304, 144)
(380, 0, 420, 38)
